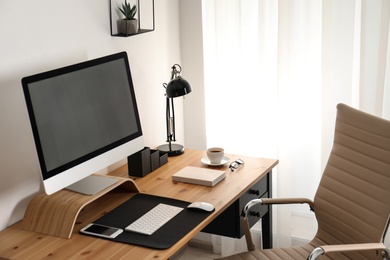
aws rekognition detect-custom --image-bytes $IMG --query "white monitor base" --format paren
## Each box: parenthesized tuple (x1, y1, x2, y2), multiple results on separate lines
(66, 175, 118, 195)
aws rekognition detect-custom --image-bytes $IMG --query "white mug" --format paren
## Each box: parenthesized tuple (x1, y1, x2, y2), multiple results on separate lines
(207, 147, 224, 164)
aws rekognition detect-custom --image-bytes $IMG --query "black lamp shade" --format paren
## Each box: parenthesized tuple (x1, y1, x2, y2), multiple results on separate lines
(166, 77, 192, 98)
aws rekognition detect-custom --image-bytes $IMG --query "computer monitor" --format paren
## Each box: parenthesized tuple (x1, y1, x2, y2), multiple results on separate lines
(22, 51, 144, 195)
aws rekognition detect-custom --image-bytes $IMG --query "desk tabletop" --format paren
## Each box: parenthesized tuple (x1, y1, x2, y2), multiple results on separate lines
(0, 149, 278, 260)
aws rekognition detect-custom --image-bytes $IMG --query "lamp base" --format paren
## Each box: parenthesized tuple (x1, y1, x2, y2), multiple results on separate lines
(157, 143, 185, 156)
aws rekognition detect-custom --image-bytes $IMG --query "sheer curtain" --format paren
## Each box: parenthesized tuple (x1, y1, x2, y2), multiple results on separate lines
(201, 0, 390, 256)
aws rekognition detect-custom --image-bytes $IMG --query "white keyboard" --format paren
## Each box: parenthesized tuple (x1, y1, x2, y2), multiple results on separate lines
(125, 203, 184, 235)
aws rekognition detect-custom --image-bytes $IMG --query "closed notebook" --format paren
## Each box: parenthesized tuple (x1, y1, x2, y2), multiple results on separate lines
(172, 166, 226, 186)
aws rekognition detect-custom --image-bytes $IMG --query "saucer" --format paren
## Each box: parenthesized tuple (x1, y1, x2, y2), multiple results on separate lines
(201, 156, 230, 166)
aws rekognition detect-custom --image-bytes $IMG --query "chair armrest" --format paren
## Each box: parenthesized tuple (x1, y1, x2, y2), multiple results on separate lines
(241, 198, 314, 219)
(307, 243, 390, 260)
(240, 197, 314, 251)
(261, 197, 314, 211)
(261, 197, 313, 204)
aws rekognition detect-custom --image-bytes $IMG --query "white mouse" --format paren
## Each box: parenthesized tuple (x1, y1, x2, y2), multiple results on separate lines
(187, 202, 215, 212)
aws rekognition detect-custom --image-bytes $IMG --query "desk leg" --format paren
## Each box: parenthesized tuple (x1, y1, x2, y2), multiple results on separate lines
(261, 171, 273, 249)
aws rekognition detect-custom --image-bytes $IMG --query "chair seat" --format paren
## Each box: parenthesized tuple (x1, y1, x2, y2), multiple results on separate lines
(217, 237, 383, 260)
(217, 241, 329, 260)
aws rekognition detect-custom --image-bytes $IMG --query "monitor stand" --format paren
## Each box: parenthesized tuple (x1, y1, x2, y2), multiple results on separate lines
(66, 175, 118, 195)
(22, 175, 140, 238)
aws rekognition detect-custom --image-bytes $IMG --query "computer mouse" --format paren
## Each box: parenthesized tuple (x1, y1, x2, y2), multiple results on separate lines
(187, 202, 215, 212)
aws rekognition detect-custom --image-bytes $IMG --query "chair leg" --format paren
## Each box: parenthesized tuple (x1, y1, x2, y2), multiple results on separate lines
(241, 216, 256, 251)
(307, 247, 324, 260)
(259, 219, 263, 250)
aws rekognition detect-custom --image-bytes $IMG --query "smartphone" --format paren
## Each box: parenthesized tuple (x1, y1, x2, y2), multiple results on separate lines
(80, 223, 123, 239)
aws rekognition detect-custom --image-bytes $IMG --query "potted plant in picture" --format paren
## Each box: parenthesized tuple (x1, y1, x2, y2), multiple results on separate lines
(118, 0, 138, 35)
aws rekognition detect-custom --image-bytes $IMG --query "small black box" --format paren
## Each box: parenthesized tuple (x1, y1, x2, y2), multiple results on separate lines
(150, 149, 160, 172)
(127, 147, 151, 177)
(159, 152, 168, 166)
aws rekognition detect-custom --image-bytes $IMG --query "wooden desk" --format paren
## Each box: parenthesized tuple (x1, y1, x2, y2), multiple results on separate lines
(0, 149, 278, 259)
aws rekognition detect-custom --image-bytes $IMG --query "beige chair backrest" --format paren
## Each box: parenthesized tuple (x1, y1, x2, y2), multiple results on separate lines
(313, 103, 390, 259)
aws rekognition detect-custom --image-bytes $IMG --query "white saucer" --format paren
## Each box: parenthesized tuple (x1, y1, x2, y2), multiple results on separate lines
(201, 156, 230, 166)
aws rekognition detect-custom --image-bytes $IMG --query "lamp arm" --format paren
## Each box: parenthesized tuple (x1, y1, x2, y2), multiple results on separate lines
(165, 97, 171, 143)
(169, 97, 176, 142)
(165, 97, 176, 151)
(163, 82, 172, 145)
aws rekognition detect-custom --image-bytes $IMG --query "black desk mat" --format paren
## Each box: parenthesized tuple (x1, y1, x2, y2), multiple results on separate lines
(85, 193, 213, 249)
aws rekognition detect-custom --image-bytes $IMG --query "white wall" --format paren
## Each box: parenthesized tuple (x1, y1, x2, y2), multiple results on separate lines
(179, 1, 207, 151)
(0, 0, 184, 230)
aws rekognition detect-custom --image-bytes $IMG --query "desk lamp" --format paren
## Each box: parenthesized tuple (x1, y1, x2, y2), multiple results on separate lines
(158, 64, 192, 156)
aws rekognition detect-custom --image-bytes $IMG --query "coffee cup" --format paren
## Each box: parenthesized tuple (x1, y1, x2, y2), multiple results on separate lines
(207, 147, 224, 164)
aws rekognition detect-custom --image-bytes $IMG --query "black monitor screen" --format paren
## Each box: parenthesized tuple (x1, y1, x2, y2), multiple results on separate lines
(22, 52, 142, 181)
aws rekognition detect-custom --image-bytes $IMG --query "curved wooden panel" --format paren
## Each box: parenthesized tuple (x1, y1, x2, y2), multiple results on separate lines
(21, 175, 139, 238)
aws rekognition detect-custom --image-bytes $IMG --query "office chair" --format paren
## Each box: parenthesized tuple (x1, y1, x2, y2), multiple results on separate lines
(218, 103, 390, 260)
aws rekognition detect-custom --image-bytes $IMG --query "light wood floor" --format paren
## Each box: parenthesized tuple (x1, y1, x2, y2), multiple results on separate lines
(176, 246, 221, 260)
